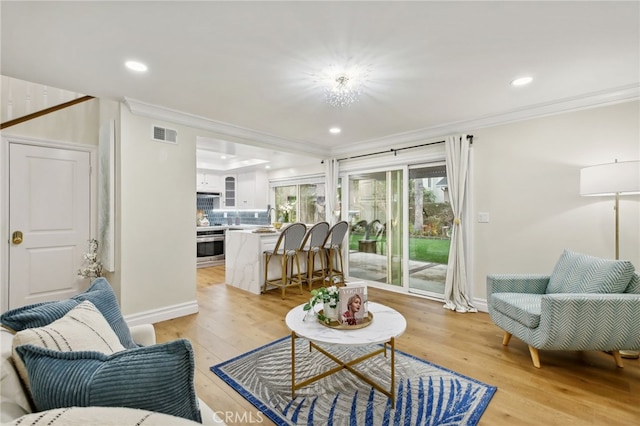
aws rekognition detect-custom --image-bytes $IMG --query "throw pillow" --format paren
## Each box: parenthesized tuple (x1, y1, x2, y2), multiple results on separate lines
(546, 249, 635, 294)
(1, 278, 137, 349)
(15, 339, 201, 423)
(12, 300, 125, 392)
(11, 406, 202, 425)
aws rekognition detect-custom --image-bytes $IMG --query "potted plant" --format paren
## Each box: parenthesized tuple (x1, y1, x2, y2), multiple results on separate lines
(303, 286, 340, 324)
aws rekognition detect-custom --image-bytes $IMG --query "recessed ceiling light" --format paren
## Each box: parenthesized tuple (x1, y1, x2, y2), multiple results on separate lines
(221, 155, 227, 160)
(511, 76, 533, 86)
(329, 127, 341, 134)
(125, 60, 148, 72)
(265, 165, 271, 169)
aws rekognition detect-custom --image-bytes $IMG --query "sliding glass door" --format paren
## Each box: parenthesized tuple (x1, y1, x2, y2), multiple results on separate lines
(346, 169, 403, 286)
(407, 164, 451, 297)
(343, 163, 450, 298)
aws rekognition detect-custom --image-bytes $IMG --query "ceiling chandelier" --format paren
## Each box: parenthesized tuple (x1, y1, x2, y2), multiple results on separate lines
(318, 66, 369, 107)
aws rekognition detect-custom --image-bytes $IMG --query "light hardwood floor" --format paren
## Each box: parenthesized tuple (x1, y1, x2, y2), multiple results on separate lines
(154, 266, 639, 425)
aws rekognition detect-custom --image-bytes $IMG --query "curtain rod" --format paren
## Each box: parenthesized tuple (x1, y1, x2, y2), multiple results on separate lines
(336, 134, 473, 162)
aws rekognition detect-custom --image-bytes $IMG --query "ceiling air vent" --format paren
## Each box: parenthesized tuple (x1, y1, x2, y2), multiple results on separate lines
(152, 125, 177, 144)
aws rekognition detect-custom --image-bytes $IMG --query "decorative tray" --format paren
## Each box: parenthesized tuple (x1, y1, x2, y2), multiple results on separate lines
(317, 310, 373, 329)
(252, 228, 276, 233)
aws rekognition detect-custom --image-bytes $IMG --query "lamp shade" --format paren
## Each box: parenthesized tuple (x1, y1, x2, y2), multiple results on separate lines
(580, 160, 640, 196)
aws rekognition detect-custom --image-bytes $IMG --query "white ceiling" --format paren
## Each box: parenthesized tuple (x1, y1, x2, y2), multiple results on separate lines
(2, 1, 639, 170)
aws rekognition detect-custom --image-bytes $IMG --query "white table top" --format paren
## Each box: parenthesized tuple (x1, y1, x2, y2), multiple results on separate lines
(285, 302, 407, 346)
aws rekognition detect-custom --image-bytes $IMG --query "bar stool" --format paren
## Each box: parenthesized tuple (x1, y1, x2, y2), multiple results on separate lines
(321, 221, 349, 286)
(263, 222, 306, 299)
(299, 221, 330, 290)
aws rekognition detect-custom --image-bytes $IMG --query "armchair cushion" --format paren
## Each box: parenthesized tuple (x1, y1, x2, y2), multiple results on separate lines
(491, 293, 542, 328)
(546, 249, 634, 294)
(15, 339, 202, 423)
(1, 278, 137, 349)
(625, 273, 640, 294)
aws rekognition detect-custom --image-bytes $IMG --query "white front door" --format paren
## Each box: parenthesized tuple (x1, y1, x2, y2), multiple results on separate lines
(8, 142, 92, 309)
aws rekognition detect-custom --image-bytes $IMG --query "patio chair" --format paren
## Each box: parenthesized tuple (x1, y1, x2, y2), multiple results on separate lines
(369, 219, 386, 254)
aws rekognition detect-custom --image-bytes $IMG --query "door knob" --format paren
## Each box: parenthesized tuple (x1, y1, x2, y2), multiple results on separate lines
(12, 231, 23, 245)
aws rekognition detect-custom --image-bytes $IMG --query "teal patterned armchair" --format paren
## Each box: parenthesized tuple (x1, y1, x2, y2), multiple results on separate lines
(487, 250, 640, 368)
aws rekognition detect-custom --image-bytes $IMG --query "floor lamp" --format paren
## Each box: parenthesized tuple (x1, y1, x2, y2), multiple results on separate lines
(580, 159, 640, 359)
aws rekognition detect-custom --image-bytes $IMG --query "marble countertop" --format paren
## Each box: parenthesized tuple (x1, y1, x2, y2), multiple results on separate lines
(196, 224, 265, 232)
(226, 228, 280, 236)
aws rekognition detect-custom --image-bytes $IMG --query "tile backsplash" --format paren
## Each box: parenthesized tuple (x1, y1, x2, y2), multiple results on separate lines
(196, 205, 269, 226)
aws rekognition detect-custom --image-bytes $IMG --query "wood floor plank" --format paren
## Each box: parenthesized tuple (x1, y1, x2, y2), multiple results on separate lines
(154, 266, 640, 425)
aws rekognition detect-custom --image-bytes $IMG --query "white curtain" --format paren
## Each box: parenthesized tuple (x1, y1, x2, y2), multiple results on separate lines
(324, 159, 339, 225)
(443, 134, 477, 313)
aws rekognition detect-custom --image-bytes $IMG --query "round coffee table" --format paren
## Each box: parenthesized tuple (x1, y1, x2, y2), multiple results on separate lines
(285, 302, 406, 407)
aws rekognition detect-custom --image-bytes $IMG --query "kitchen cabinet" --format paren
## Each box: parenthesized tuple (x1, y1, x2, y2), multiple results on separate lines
(223, 175, 236, 207)
(196, 170, 221, 192)
(236, 170, 268, 209)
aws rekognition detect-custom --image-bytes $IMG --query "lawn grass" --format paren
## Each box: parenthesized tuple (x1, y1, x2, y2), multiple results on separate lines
(349, 235, 450, 264)
(408, 238, 450, 264)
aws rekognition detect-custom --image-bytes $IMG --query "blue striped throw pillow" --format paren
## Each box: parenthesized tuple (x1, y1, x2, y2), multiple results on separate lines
(15, 339, 202, 423)
(546, 249, 635, 294)
(1, 278, 137, 349)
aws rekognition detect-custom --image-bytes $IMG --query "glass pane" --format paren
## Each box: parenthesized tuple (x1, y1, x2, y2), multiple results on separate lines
(225, 177, 235, 207)
(347, 170, 402, 286)
(407, 165, 451, 297)
(299, 183, 325, 224)
(274, 185, 296, 223)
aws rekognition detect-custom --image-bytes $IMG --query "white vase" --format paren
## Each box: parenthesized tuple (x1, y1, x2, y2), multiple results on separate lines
(323, 302, 339, 322)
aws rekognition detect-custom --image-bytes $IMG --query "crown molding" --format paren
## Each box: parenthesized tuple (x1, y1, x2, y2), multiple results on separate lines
(123, 97, 329, 158)
(330, 84, 640, 157)
(125, 84, 638, 161)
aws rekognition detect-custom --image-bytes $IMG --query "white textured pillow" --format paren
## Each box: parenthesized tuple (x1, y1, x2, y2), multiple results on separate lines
(9, 406, 202, 425)
(12, 300, 125, 391)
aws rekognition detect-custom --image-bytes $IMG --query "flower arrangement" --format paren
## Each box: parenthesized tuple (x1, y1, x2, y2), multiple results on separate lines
(77, 239, 103, 280)
(303, 286, 339, 323)
(279, 200, 296, 222)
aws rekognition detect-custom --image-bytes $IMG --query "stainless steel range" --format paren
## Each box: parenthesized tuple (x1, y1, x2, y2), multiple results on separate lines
(196, 226, 225, 268)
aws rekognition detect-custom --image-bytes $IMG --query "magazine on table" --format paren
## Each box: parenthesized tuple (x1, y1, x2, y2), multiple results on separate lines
(339, 282, 368, 326)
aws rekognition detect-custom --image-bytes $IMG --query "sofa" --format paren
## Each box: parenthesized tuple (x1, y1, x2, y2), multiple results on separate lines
(0, 278, 225, 425)
(487, 249, 640, 368)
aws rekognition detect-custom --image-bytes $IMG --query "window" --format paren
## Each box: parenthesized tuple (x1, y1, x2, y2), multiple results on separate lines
(272, 178, 325, 224)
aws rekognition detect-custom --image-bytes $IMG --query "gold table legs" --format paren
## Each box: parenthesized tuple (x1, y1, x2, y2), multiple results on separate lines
(290, 331, 396, 408)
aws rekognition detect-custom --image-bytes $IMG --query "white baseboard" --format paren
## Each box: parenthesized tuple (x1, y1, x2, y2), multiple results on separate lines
(124, 300, 199, 327)
(473, 298, 488, 313)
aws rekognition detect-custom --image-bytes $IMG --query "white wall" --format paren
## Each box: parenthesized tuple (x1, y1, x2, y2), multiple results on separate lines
(268, 161, 325, 181)
(471, 100, 640, 306)
(117, 107, 197, 318)
(1, 98, 99, 144)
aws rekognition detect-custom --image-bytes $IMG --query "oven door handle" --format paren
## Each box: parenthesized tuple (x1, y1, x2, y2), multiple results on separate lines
(197, 237, 225, 243)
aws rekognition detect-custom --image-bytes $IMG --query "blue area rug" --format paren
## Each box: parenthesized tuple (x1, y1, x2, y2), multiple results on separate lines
(211, 336, 496, 425)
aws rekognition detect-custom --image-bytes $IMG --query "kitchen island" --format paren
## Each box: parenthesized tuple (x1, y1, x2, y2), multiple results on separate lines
(226, 229, 306, 295)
